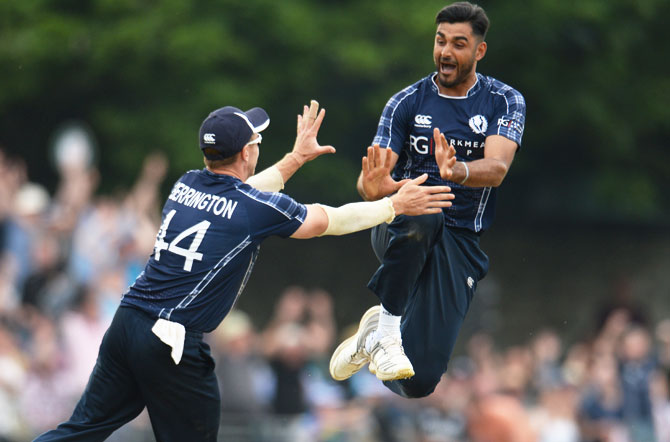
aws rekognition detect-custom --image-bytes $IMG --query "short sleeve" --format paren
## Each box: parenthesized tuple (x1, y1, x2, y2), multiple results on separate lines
(489, 86, 526, 147)
(372, 85, 418, 154)
(239, 186, 307, 239)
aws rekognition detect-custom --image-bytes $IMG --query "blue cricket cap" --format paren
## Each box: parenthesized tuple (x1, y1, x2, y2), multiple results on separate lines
(199, 106, 270, 160)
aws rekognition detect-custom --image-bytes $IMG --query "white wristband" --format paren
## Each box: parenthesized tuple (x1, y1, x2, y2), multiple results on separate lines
(246, 165, 284, 192)
(317, 197, 395, 236)
(459, 161, 469, 185)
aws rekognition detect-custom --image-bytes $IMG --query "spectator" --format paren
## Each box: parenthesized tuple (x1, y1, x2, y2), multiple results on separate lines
(618, 325, 657, 441)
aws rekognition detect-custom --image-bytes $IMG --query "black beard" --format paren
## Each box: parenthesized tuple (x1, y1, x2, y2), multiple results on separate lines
(436, 58, 475, 89)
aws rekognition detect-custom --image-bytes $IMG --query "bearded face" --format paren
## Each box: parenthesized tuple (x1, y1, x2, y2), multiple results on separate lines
(432, 22, 486, 95)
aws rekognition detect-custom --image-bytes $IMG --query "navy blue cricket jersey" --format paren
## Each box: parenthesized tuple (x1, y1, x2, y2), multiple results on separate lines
(121, 169, 307, 332)
(374, 72, 526, 233)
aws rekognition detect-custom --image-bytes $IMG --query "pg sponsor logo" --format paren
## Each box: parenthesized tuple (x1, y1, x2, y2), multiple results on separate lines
(468, 115, 488, 135)
(497, 117, 524, 134)
(414, 114, 432, 128)
(409, 134, 430, 154)
(203, 133, 216, 144)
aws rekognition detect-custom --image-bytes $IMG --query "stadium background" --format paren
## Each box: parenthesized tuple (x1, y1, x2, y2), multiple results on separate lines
(1, 0, 669, 440)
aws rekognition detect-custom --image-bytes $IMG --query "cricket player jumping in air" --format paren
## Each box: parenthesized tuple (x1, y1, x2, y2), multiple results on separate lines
(329, 2, 526, 399)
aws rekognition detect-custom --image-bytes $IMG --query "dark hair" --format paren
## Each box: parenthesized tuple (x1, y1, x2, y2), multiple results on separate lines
(435, 2, 490, 40)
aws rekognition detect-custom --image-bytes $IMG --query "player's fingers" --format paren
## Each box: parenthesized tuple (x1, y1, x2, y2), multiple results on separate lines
(367, 146, 375, 168)
(441, 134, 455, 156)
(307, 100, 319, 120)
(373, 144, 384, 168)
(362, 156, 369, 174)
(299, 105, 308, 126)
(368, 145, 377, 168)
(433, 127, 442, 144)
(422, 204, 452, 214)
(422, 208, 442, 214)
(383, 147, 393, 169)
(431, 200, 453, 206)
(430, 193, 455, 201)
(408, 173, 428, 185)
(424, 185, 452, 194)
(424, 202, 453, 210)
(311, 108, 326, 132)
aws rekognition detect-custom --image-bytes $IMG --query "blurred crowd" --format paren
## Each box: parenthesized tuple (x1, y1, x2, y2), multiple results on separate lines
(1, 146, 669, 442)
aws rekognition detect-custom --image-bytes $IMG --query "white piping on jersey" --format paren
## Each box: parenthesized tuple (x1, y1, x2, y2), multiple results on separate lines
(491, 90, 511, 136)
(236, 186, 306, 223)
(402, 156, 413, 180)
(431, 73, 479, 100)
(474, 187, 491, 232)
(230, 245, 260, 311)
(160, 235, 252, 320)
(386, 87, 419, 149)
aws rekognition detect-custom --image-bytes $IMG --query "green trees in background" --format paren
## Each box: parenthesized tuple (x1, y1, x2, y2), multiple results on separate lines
(1, 0, 668, 224)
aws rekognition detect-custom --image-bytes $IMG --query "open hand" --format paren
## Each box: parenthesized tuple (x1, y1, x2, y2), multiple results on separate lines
(390, 174, 454, 216)
(291, 101, 336, 165)
(433, 128, 456, 180)
(360, 144, 408, 200)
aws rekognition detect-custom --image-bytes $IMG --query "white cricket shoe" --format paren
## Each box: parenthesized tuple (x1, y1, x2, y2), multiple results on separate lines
(329, 306, 380, 381)
(368, 334, 415, 381)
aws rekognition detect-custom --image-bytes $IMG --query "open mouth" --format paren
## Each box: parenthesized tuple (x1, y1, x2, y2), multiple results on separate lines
(440, 62, 457, 75)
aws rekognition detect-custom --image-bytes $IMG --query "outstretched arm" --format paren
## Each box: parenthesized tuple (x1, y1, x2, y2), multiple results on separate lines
(247, 100, 335, 191)
(291, 174, 454, 239)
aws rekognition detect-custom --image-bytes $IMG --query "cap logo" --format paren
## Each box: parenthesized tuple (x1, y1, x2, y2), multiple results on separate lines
(203, 133, 216, 144)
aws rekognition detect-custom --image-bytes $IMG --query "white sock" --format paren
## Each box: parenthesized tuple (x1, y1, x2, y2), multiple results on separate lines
(366, 305, 401, 352)
(378, 305, 401, 338)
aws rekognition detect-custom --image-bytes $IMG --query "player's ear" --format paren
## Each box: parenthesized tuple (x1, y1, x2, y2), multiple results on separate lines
(241, 145, 251, 162)
(475, 40, 487, 61)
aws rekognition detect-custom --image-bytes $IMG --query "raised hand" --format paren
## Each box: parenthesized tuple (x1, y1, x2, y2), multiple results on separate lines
(291, 101, 336, 165)
(359, 144, 409, 200)
(389, 174, 454, 216)
(433, 127, 456, 181)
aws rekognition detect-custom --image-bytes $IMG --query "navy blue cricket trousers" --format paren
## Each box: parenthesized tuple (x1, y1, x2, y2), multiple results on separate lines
(368, 213, 489, 398)
(34, 306, 220, 442)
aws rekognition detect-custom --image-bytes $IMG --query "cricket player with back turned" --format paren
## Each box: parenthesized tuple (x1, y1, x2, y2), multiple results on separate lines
(35, 101, 455, 441)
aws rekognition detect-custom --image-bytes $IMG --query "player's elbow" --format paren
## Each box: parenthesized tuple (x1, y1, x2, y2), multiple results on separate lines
(313, 214, 330, 237)
(291, 205, 330, 239)
(491, 161, 509, 187)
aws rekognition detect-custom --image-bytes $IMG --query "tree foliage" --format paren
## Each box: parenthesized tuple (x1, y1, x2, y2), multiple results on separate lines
(1, 0, 668, 223)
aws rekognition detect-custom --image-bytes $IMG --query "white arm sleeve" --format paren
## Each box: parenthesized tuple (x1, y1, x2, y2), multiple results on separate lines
(317, 197, 395, 236)
(246, 166, 284, 192)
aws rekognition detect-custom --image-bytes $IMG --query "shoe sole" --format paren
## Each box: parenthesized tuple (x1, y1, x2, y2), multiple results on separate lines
(372, 366, 415, 381)
(329, 306, 381, 381)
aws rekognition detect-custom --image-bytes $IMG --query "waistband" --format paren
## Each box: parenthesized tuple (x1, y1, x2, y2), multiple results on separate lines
(119, 305, 204, 339)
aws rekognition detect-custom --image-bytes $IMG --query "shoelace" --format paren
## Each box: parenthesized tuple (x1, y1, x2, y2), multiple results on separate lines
(372, 335, 407, 358)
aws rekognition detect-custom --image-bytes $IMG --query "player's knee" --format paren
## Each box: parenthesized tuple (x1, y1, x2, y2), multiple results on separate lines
(403, 213, 443, 244)
(397, 372, 441, 398)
